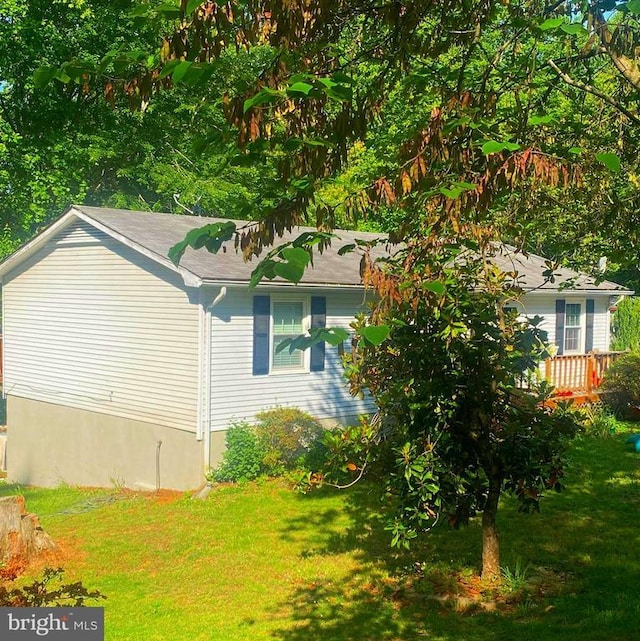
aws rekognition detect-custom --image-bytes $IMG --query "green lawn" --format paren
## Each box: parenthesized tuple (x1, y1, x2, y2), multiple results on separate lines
(2, 428, 640, 641)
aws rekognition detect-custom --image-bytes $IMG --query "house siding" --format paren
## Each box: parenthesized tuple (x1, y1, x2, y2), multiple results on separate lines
(209, 287, 375, 431)
(3, 220, 200, 432)
(520, 293, 610, 353)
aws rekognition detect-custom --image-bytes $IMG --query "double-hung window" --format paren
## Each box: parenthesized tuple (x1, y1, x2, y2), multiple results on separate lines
(271, 300, 306, 371)
(253, 294, 326, 375)
(564, 302, 582, 353)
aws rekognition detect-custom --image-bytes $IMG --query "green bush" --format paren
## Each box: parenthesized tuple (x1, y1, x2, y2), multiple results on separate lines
(577, 403, 619, 438)
(211, 421, 265, 483)
(209, 409, 327, 483)
(601, 353, 640, 418)
(611, 297, 640, 352)
(254, 407, 326, 474)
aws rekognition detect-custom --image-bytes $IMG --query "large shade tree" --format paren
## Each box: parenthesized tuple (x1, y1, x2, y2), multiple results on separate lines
(33, 0, 640, 578)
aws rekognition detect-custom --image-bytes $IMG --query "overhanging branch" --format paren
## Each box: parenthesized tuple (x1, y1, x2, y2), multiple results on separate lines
(547, 59, 640, 126)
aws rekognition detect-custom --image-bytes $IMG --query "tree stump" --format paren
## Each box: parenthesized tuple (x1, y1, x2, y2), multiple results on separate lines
(0, 496, 58, 573)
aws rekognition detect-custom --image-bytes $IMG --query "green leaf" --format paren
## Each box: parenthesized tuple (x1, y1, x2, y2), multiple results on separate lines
(302, 138, 334, 148)
(61, 61, 95, 83)
(338, 244, 356, 256)
(287, 81, 315, 96)
(290, 177, 313, 192)
(283, 138, 302, 152)
(627, 0, 640, 14)
(423, 281, 445, 295)
(539, 17, 565, 30)
(568, 146, 583, 155)
(167, 239, 189, 265)
(129, 5, 150, 17)
(481, 140, 507, 155)
(596, 152, 621, 173)
(440, 186, 462, 199)
(503, 141, 521, 151)
(481, 140, 520, 155)
(168, 222, 236, 265)
(186, 0, 202, 14)
(560, 23, 587, 35)
(171, 61, 193, 83)
(359, 325, 391, 346)
(280, 246, 311, 267)
(243, 88, 282, 113)
(331, 71, 353, 84)
(33, 66, 58, 88)
(158, 59, 181, 80)
(319, 77, 353, 101)
(274, 261, 305, 283)
(528, 114, 555, 125)
(322, 327, 350, 345)
(249, 258, 277, 288)
(440, 181, 476, 199)
(156, 3, 182, 18)
(276, 327, 351, 354)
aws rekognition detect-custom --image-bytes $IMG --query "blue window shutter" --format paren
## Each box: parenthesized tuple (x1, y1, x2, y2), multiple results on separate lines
(555, 299, 565, 355)
(253, 295, 270, 375)
(585, 299, 595, 352)
(310, 296, 326, 372)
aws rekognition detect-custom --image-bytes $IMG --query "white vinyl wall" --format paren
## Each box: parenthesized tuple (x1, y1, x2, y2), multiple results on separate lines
(208, 287, 376, 431)
(519, 292, 611, 353)
(3, 220, 200, 431)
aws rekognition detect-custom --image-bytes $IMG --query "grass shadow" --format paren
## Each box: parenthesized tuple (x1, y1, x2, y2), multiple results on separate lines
(270, 430, 640, 641)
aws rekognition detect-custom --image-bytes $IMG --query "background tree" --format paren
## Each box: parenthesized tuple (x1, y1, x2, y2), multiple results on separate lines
(0, 0, 273, 256)
(611, 296, 640, 352)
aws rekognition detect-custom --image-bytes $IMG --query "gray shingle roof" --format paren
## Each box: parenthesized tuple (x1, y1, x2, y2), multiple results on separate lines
(1, 205, 632, 294)
(490, 243, 631, 293)
(73, 205, 388, 287)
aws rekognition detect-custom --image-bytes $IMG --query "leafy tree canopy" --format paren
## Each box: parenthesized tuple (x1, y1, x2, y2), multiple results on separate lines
(0, 0, 276, 255)
(22, 0, 640, 578)
(35, 2, 639, 276)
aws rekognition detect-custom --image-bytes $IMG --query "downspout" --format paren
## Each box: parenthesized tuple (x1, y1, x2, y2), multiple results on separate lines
(203, 287, 227, 475)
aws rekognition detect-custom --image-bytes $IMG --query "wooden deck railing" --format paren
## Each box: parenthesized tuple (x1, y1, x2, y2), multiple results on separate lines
(544, 352, 623, 394)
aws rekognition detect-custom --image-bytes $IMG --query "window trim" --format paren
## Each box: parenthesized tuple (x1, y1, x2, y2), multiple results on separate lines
(269, 296, 310, 374)
(563, 299, 586, 354)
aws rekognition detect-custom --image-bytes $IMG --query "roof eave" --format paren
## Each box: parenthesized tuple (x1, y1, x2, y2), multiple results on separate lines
(524, 288, 634, 296)
(200, 278, 366, 289)
(0, 209, 79, 279)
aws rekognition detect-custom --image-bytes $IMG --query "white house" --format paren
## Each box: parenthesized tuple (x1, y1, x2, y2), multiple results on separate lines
(0, 206, 631, 490)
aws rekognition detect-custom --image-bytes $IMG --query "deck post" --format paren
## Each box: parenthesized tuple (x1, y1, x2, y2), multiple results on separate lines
(586, 354, 594, 394)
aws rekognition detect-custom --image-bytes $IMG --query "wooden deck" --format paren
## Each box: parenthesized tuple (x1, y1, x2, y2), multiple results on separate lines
(543, 351, 623, 406)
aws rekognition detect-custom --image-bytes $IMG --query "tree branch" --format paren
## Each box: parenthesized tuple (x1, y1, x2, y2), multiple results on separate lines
(547, 58, 640, 126)
(589, 8, 640, 90)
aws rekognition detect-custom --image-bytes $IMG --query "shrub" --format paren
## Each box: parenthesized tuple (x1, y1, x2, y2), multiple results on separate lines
(577, 403, 618, 438)
(211, 421, 265, 483)
(601, 353, 640, 418)
(611, 297, 640, 352)
(209, 409, 327, 483)
(0, 567, 105, 607)
(255, 407, 326, 474)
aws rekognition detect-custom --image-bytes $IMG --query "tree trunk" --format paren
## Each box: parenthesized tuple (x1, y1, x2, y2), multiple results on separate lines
(481, 477, 501, 582)
(0, 496, 58, 575)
